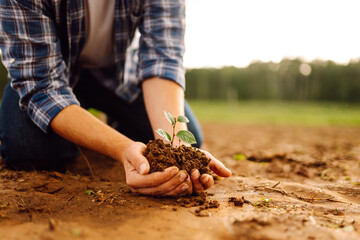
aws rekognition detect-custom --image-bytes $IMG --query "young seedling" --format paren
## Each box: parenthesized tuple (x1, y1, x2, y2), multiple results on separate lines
(155, 110, 197, 148)
(85, 190, 95, 196)
(253, 197, 273, 207)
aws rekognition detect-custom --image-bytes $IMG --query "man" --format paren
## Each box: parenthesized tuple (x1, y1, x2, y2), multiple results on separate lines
(0, 0, 231, 197)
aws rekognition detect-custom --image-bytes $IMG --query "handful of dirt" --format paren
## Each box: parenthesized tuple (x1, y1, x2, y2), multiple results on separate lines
(144, 139, 211, 174)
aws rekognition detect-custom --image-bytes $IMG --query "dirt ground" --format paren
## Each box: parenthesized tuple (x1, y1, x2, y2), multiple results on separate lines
(0, 123, 359, 240)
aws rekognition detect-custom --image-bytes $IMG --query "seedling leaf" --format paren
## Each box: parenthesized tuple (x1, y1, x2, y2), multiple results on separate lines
(177, 115, 189, 123)
(176, 130, 197, 145)
(234, 154, 246, 161)
(164, 111, 175, 126)
(156, 128, 172, 142)
(85, 190, 94, 195)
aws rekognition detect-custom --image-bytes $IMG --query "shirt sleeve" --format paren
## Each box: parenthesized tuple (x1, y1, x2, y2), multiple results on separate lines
(138, 0, 186, 89)
(0, 0, 79, 133)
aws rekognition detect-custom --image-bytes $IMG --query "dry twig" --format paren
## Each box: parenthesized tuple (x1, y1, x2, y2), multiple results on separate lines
(77, 146, 95, 178)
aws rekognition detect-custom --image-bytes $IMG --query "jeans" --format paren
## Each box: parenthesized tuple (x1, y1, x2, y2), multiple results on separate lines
(0, 71, 203, 171)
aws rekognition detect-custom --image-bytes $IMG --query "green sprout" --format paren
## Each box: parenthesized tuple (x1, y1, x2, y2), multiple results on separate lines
(85, 190, 94, 195)
(156, 110, 197, 147)
(233, 154, 246, 161)
(253, 197, 273, 207)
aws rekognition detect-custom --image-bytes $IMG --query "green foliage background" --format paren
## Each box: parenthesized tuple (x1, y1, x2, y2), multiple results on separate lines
(1, 57, 360, 105)
(185, 58, 360, 103)
(1, 56, 358, 125)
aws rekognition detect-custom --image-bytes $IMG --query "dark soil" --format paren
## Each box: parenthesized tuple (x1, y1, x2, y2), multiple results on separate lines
(175, 192, 220, 217)
(144, 139, 211, 174)
(176, 192, 219, 208)
(228, 197, 244, 207)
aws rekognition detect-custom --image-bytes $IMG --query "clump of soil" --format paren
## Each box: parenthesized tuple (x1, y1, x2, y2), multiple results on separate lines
(176, 192, 219, 208)
(228, 197, 244, 207)
(176, 192, 219, 217)
(144, 139, 211, 174)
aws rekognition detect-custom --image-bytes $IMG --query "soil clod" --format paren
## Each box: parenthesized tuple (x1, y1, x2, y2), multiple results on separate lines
(176, 192, 219, 209)
(144, 139, 211, 174)
(228, 197, 244, 207)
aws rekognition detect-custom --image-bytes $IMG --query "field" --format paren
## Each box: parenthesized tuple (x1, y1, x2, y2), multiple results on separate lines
(0, 102, 360, 240)
(189, 100, 360, 126)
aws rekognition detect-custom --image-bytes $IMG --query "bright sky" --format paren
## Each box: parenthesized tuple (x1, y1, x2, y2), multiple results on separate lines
(184, 0, 360, 68)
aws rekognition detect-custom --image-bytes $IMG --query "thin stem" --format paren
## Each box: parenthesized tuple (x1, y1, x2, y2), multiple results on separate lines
(77, 145, 96, 178)
(170, 120, 176, 148)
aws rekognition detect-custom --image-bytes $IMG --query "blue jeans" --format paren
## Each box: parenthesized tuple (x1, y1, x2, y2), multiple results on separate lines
(0, 71, 203, 171)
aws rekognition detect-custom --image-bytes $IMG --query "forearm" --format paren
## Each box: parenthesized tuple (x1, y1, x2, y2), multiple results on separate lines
(50, 105, 133, 164)
(142, 77, 187, 143)
(142, 77, 231, 194)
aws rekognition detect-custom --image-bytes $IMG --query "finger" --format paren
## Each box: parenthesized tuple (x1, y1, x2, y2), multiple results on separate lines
(161, 184, 189, 197)
(190, 169, 204, 195)
(161, 181, 191, 197)
(135, 170, 189, 196)
(185, 173, 193, 195)
(126, 142, 149, 175)
(209, 158, 231, 177)
(202, 150, 231, 177)
(200, 174, 214, 190)
(126, 166, 180, 189)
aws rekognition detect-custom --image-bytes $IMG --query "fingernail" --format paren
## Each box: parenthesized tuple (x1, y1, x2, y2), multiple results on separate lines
(201, 175, 209, 183)
(139, 163, 147, 174)
(168, 167, 179, 176)
(179, 171, 187, 181)
(191, 170, 200, 180)
(181, 184, 189, 191)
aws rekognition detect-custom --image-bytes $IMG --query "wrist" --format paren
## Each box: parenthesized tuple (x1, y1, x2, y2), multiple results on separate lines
(111, 138, 134, 164)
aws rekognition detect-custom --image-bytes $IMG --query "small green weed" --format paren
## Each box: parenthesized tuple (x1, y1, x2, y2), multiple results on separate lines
(85, 190, 94, 195)
(254, 197, 273, 207)
(233, 154, 246, 161)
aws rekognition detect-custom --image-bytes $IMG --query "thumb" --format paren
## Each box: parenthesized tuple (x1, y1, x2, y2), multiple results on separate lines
(202, 150, 232, 177)
(126, 142, 150, 175)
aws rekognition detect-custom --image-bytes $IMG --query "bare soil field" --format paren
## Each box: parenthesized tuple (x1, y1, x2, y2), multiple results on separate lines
(0, 123, 359, 240)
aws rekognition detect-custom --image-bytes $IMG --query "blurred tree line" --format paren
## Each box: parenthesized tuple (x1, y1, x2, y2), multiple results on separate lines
(185, 58, 360, 103)
(1, 57, 360, 103)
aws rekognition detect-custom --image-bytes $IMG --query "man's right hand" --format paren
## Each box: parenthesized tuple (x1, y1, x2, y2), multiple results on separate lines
(50, 105, 193, 197)
(123, 142, 193, 197)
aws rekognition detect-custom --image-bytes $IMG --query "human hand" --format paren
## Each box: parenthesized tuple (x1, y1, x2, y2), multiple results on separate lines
(190, 150, 231, 195)
(123, 142, 193, 197)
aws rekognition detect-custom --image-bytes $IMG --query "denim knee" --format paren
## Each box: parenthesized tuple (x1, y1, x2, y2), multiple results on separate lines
(185, 100, 203, 148)
(0, 84, 79, 171)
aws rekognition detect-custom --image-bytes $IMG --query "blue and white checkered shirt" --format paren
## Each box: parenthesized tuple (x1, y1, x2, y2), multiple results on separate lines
(0, 0, 185, 133)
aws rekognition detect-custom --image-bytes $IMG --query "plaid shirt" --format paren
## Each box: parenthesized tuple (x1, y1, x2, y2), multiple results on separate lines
(0, 0, 185, 133)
